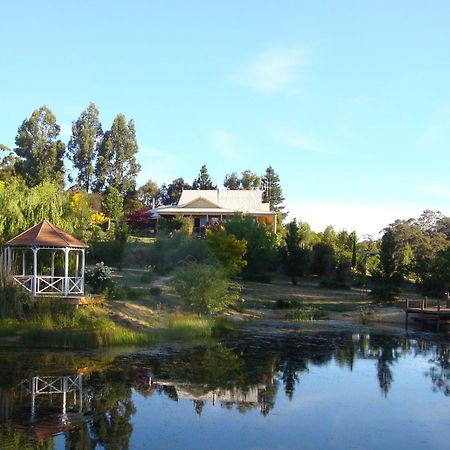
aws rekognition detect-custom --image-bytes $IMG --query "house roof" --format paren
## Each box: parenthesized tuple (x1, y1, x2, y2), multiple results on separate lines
(5, 220, 89, 248)
(156, 189, 273, 215)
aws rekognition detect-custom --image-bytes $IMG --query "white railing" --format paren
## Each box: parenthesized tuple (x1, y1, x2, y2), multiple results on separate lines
(13, 275, 84, 296)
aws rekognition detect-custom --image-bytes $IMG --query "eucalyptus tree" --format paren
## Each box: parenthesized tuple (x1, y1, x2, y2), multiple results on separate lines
(68, 102, 103, 191)
(14, 106, 65, 187)
(95, 113, 140, 195)
(223, 172, 240, 189)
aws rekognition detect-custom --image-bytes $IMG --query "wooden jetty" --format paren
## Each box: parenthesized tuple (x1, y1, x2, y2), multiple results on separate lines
(405, 295, 450, 331)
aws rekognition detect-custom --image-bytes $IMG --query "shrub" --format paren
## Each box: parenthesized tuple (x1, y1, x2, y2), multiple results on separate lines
(0, 273, 33, 319)
(170, 263, 240, 314)
(320, 279, 351, 290)
(205, 227, 247, 276)
(275, 299, 299, 309)
(291, 306, 319, 321)
(85, 262, 114, 294)
(369, 285, 401, 303)
(149, 286, 162, 296)
(148, 231, 210, 275)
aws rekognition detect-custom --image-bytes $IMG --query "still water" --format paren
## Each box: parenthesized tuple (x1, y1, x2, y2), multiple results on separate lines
(0, 324, 449, 450)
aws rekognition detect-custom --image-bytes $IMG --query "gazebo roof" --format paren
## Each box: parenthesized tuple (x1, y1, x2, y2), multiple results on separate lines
(5, 220, 89, 248)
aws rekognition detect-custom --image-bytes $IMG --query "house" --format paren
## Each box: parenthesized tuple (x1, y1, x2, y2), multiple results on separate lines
(154, 189, 277, 233)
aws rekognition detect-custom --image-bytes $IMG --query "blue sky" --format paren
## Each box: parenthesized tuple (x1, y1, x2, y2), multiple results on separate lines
(1, 0, 449, 236)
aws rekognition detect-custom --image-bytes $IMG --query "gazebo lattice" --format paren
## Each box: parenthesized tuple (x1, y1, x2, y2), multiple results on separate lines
(2, 220, 88, 297)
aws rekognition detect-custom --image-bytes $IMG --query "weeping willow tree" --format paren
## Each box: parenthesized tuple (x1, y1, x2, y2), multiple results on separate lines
(0, 178, 91, 243)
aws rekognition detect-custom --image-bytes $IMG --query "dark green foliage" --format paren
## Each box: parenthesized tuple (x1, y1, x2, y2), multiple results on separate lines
(148, 231, 210, 275)
(159, 177, 191, 205)
(369, 285, 401, 303)
(14, 106, 65, 187)
(223, 172, 240, 189)
(351, 231, 357, 269)
(158, 214, 193, 233)
(224, 217, 278, 276)
(170, 263, 239, 314)
(241, 272, 272, 283)
(282, 219, 311, 284)
(320, 279, 351, 290)
(0, 273, 33, 319)
(192, 164, 216, 190)
(68, 102, 103, 192)
(275, 299, 299, 309)
(102, 186, 124, 221)
(138, 179, 160, 207)
(95, 113, 141, 195)
(149, 286, 162, 296)
(311, 242, 336, 277)
(261, 165, 284, 213)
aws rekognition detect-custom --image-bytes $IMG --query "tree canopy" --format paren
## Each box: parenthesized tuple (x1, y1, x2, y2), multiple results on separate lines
(14, 106, 65, 187)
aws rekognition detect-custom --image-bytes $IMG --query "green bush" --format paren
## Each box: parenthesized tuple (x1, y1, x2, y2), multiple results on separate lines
(85, 262, 114, 294)
(369, 285, 401, 303)
(149, 286, 162, 296)
(170, 263, 240, 314)
(148, 231, 210, 275)
(0, 273, 33, 319)
(320, 279, 351, 290)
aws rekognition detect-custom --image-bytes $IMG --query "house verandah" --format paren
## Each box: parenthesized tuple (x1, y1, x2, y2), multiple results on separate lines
(1, 220, 88, 297)
(153, 189, 277, 233)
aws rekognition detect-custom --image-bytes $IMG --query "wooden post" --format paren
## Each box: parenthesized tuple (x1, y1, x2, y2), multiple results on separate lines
(80, 249, 85, 295)
(421, 298, 424, 310)
(75, 252, 79, 277)
(32, 248, 38, 296)
(22, 250, 26, 276)
(64, 248, 69, 296)
(424, 296, 428, 309)
(51, 251, 56, 278)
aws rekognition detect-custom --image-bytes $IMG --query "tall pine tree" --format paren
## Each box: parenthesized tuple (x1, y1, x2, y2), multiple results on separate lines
(14, 106, 65, 187)
(193, 164, 216, 190)
(261, 165, 285, 213)
(68, 102, 103, 191)
(94, 113, 140, 195)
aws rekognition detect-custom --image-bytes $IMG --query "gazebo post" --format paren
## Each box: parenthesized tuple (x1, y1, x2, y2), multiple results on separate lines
(51, 251, 56, 278)
(7, 247, 12, 273)
(63, 248, 69, 296)
(22, 250, 26, 276)
(32, 248, 38, 296)
(75, 252, 79, 277)
(81, 249, 86, 294)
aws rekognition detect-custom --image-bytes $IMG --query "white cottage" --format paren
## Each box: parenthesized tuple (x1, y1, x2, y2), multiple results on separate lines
(154, 189, 277, 233)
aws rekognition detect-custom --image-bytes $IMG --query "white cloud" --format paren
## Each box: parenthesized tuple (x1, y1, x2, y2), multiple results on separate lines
(282, 134, 328, 154)
(212, 129, 237, 159)
(137, 145, 181, 186)
(235, 47, 308, 93)
(420, 184, 450, 199)
(287, 200, 425, 239)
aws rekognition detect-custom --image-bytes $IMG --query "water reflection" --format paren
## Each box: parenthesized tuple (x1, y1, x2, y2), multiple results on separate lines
(0, 328, 449, 449)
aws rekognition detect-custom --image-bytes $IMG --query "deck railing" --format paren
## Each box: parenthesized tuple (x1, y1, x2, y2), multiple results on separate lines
(13, 275, 84, 296)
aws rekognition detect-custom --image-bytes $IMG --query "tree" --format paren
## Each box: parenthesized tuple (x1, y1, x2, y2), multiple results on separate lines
(224, 217, 278, 277)
(95, 114, 140, 195)
(0, 144, 17, 181)
(192, 164, 216, 190)
(68, 102, 103, 191)
(223, 172, 240, 190)
(282, 219, 311, 284)
(14, 106, 65, 187)
(240, 170, 261, 190)
(159, 177, 191, 205)
(311, 242, 336, 277)
(102, 186, 124, 222)
(261, 166, 284, 213)
(170, 263, 239, 314)
(205, 226, 247, 276)
(137, 179, 160, 207)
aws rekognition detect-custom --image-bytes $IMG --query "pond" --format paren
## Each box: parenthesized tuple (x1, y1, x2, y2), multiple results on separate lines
(1, 324, 449, 450)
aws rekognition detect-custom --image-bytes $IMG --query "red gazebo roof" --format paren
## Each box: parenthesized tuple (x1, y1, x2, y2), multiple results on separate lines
(5, 220, 88, 248)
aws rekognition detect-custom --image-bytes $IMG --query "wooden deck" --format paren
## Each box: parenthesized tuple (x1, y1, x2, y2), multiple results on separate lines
(405, 296, 450, 331)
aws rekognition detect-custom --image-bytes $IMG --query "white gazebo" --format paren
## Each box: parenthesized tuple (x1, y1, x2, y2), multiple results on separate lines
(2, 220, 88, 297)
